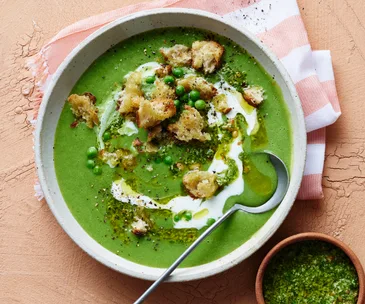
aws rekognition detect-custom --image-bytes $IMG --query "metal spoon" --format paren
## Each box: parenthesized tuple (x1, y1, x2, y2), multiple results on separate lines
(135, 152, 289, 304)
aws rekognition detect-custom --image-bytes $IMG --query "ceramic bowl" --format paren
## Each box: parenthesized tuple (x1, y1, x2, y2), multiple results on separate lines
(256, 232, 365, 303)
(34, 8, 306, 281)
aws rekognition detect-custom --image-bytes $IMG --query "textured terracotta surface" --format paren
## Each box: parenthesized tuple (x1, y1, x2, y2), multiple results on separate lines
(1, 0, 365, 303)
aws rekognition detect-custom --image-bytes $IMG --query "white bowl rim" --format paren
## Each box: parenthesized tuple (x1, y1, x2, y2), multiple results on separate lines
(34, 7, 307, 282)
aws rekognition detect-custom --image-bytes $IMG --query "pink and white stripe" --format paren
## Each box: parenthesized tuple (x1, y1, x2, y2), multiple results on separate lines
(29, 0, 341, 200)
(297, 51, 340, 199)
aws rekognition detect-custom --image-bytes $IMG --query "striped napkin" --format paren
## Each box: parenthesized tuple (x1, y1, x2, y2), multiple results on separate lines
(29, 0, 341, 200)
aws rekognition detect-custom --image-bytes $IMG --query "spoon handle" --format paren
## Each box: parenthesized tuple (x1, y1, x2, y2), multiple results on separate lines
(134, 206, 240, 304)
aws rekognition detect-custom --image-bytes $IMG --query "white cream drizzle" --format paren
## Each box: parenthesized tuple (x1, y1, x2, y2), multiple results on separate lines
(128, 61, 161, 79)
(111, 136, 244, 230)
(209, 81, 260, 135)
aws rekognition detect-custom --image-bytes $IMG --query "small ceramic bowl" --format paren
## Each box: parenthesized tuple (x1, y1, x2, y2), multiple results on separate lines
(256, 232, 365, 304)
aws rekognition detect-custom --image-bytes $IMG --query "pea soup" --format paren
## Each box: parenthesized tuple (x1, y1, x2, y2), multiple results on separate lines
(54, 28, 292, 267)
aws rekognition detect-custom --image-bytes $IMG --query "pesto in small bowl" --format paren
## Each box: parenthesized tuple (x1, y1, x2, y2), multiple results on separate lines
(263, 240, 359, 304)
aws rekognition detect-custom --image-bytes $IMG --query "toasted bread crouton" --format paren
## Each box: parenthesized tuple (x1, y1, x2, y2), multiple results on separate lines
(150, 79, 176, 100)
(212, 94, 232, 114)
(177, 76, 217, 100)
(137, 98, 176, 129)
(189, 163, 201, 170)
(83, 92, 96, 103)
(160, 44, 192, 66)
(191, 41, 224, 74)
(243, 86, 265, 107)
(124, 71, 143, 94)
(155, 64, 172, 78)
(168, 106, 211, 142)
(147, 125, 162, 142)
(131, 216, 149, 236)
(68, 93, 99, 128)
(183, 170, 218, 198)
(145, 142, 159, 153)
(100, 151, 119, 167)
(132, 138, 143, 147)
(176, 163, 185, 171)
(121, 153, 137, 169)
(118, 94, 145, 114)
(118, 71, 144, 114)
(146, 125, 161, 153)
(100, 149, 136, 169)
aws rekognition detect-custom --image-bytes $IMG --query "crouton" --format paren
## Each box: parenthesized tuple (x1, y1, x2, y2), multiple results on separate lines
(160, 44, 192, 66)
(100, 151, 119, 168)
(212, 94, 231, 114)
(147, 125, 162, 142)
(118, 95, 145, 114)
(168, 106, 211, 142)
(124, 71, 143, 94)
(189, 163, 201, 170)
(118, 71, 144, 114)
(177, 76, 217, 100)
(121, 153, 137, 169)
(191, 41, 224, 74)
(183, 170, 218, 198)
(243, 86, 265, 107)
(131, 216, 149, 236)
(83, 92, 96, 103)
(176, 163, 185, 171)
(132, 138, 143, 147)
(67, 93, 99, 128)
(150, 79, 176, 100)
(100, 149, 137, 169)
(137, 98, 176, 129)
(145, 142, 159, 153)
(155, 64, 172, 78)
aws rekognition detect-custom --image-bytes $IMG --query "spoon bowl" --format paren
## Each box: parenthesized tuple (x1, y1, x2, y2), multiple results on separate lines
(237, 152, 289, 214)
(135, 152, 289, 304)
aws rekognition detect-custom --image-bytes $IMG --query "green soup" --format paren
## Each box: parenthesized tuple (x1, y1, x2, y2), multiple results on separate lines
(54, 28, 292, 268)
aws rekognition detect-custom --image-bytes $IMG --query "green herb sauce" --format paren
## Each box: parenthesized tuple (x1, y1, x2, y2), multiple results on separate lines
(263, 240, 359, 304)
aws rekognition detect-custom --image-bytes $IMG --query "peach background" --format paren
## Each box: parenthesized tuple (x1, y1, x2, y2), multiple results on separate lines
(1, 0, 365, 303)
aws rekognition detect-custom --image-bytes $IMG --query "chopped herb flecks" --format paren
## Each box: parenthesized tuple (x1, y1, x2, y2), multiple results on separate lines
(263, 240, 359, 304)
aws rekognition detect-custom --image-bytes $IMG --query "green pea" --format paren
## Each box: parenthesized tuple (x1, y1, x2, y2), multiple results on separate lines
(189, 90, 200, 101)
(172, 67, 184, 78)
(163, 155, 173, 165)
(86, 159, 96, 169)
(180, 93, 189, 102)
(194, 99, 206, 110)
(175, 85, 185, 96)
(103, 131, 111, 141)
(163, 75, 175, 85)
(174, 99, 181, 108)
(188, 100, 195, 107)
(87, 146, 98, 159)
(207, 218, 216, 226)
(145, 75, 155, 84)
(184, 211, 192, 221)
(93, 165, 102, 175)
(173, 214, 181, 222)
(222, 114, 228, 122)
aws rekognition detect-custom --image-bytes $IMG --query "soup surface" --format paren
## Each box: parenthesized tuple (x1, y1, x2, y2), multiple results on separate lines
(54, 27, 292, 267)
